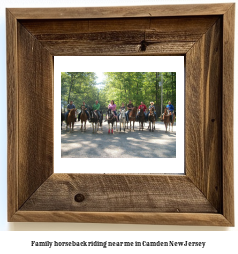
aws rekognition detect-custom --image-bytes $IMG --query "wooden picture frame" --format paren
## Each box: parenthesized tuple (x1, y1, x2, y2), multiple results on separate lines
(7, 3, 234, 226)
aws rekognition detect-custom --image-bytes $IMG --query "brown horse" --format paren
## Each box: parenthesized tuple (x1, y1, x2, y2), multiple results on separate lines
(67, 108, 77, 131)
(148, 108, 155, 132)
(169, 111, 176, 132)
(162, 107, 172, 132)
(80, 106, 88, 131)
(138, 108, 145, 131)
(127, 107, 137, 131)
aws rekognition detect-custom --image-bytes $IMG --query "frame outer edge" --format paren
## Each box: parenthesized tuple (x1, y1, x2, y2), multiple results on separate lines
(222, 3, 235, 226)
(7, 3, 234, 19)
(6, 9, 19, 221)
(11, 211, 232, 226)
(6, 4, 235, 226)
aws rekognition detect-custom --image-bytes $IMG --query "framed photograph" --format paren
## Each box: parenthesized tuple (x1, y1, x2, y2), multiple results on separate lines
(7, 3, 234, 225)
(55, 56, 184, 174)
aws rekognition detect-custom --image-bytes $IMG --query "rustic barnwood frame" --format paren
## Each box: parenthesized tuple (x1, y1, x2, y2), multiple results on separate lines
(7, 4, 234, 225)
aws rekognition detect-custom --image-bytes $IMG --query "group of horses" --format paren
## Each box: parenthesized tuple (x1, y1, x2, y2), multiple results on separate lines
(61, 106, 175, 133)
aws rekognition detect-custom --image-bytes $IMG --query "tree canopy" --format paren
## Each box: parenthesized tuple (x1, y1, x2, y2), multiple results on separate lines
(61, 72, 176, 116)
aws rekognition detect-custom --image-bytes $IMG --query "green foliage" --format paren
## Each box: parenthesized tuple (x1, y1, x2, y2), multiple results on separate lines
(61, 72, 98, 111)
(100, 72, 176, 115)
(61, 72, 176, 116)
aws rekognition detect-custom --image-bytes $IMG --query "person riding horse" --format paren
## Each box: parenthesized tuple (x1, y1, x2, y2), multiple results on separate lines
(167, 101, 175, 122)
(92, 100, 101, 121)
(118, 102, 126, 121)
(105, 100, 118, 121)
(146, 101, 156, 121)
(125, 100, 134, 122)
(65, 100, 75, 123)
(78, 101, 89, 121)
(137, 101, 147, 121)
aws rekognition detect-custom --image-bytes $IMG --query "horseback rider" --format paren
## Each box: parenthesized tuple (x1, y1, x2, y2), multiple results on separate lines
(65, 100, 75, 122)
(147, 101, 156, 121)
(105, 100, 118, 121)
(118, 102, 126, 121)
(167, 101, 175, 122)
(137, 101, 147, 121)
(78, 101, 90, 121)
(92, 100, 101, 120)
(125, 100, 134, 122)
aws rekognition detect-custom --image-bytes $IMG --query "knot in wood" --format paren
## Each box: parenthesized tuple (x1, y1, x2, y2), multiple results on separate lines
(74, 193, 85, 202)
(140, 40, 147, 51)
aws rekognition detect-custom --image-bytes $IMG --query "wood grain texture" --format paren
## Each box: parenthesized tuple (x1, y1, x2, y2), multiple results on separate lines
(222, 4, 235, 226)
(18, 23, 54, 208)
(7, 9, 18, 221)
(186, 18, 222, 212)
(6, 4, 234, 225)
(19, 17, 218, 56)
(8, 4, 233, 19)
(11, 211, 232, 226)
(20, 174, 217, 213)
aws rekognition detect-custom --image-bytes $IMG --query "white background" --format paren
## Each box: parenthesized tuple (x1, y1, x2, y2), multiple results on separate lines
(0, 0, 237, 253)
(55, 56, 184, 173)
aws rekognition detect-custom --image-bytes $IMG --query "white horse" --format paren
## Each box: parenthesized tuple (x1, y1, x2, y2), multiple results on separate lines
(119, 109, 126, 132)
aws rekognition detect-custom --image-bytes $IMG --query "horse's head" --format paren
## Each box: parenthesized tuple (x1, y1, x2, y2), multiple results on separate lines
(121, 109, 125, 117)
(139, 108, 144, 115)
(149, 108, 154, 116)
(93, 110, 99, 119)
(89, 109, 93, 118)
(68, 108, 77, 118)
(164, 107, 170, 116)
(108, 108, 112, 118)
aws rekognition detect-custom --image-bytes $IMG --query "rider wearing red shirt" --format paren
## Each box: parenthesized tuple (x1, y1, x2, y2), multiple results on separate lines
(137, 101, 147, 120)
(138, 102, 147, 112)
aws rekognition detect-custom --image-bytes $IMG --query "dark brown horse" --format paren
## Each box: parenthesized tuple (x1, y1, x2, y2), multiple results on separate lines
(89, 109, 99, 133)
(138, 108, 145, 131)
(127, 106, 137, 131)
(80, 106, 88, 131)
(148, 108, 155, 132)
(67, 108, 77, 131)
(107, 109, 117, 134)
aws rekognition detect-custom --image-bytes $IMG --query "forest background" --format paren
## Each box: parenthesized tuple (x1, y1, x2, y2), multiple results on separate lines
(61, 72, 176, 117)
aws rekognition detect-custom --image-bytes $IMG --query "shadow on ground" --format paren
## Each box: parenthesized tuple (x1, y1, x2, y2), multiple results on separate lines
(61, 121, 176, 158)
